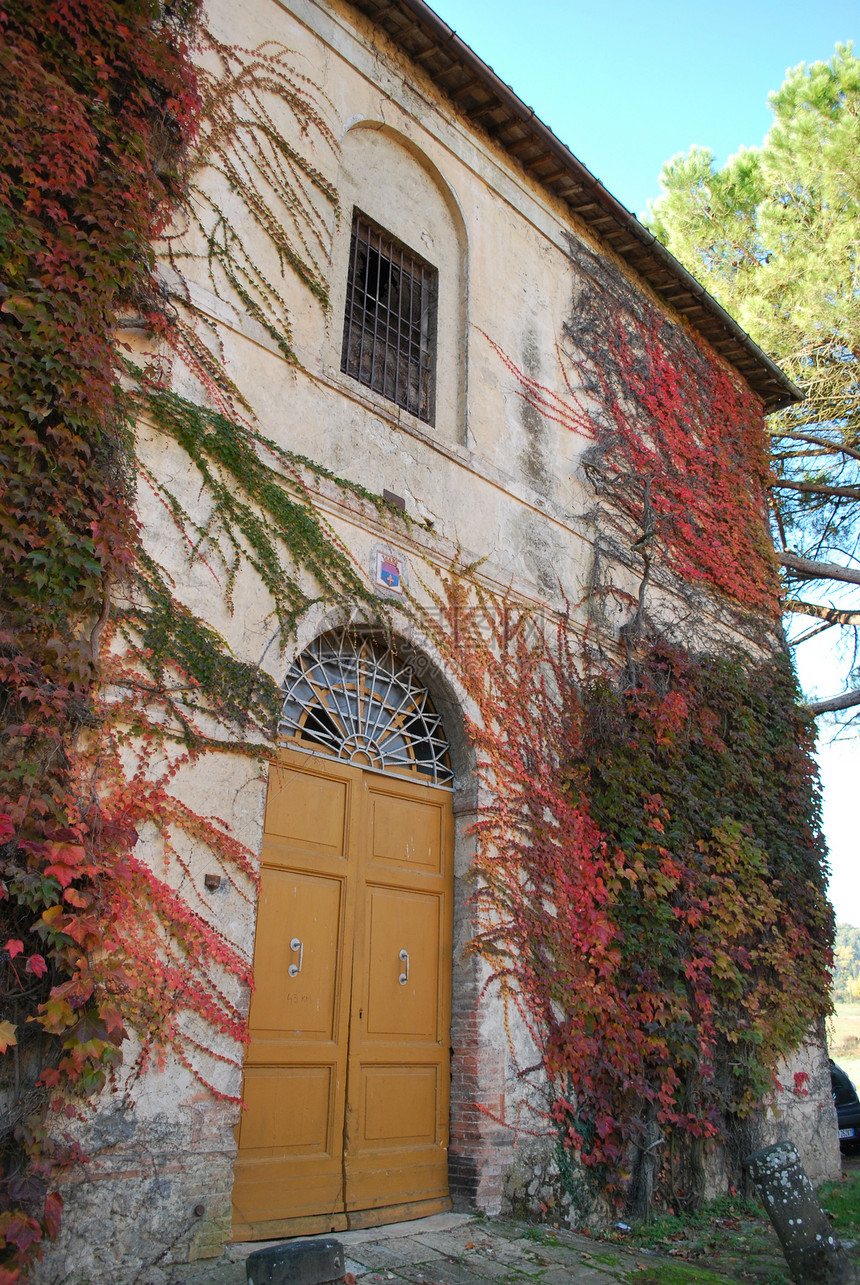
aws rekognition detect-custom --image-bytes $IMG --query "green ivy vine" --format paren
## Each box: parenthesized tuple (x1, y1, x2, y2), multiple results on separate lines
(0, 2, 395, 1277)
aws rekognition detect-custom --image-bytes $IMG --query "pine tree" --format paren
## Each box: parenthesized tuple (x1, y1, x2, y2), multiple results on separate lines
(649, 45, 860, 719)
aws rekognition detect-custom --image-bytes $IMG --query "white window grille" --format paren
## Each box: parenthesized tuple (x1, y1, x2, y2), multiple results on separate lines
(279, 634, 453, 787)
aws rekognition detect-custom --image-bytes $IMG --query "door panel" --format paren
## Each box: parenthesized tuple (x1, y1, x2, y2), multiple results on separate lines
(264, 769, 349, 853)
(235, 1062, 346, 1226)
(248, 868, 344, 1046)
(240, 1066, 335, 1153)
(365, 888, 441, 1038)
(234, 752, 452, 1239)
(370, 793, 443, 872)
(343, 774, 452, 1215)
(359, 1066, 439, 1141)
(233, 756, 356, 1239)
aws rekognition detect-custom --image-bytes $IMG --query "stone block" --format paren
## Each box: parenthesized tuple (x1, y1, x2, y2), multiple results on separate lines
(245, 1239, 344, 1285)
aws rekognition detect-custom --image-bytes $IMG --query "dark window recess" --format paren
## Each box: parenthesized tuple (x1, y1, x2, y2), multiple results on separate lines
(341, 211, 437, 423)
(382, 489, 406, 511)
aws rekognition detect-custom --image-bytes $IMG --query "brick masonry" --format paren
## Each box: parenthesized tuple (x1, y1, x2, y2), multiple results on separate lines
(448, 884, 515, 1216)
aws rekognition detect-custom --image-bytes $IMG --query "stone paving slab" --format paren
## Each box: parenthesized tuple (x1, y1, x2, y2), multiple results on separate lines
(340, 1243, 444, 1272)
(223, 1217, 475, 1265)
(472, 1244, 552, 1270)
(186, 1261, 245, 1285)
(404, 1231, 482, 1258)
(185, 1211, 649, 1285)
(447, 1252, 528, 1282)
(396, 1263, 523, 1285)
(542, 1271, 621, 1285)
(366, 1239, 448, 1267)
(342, 1216, 474, 1244)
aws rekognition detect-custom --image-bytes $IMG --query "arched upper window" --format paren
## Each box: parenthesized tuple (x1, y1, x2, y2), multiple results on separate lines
(279, 633, 453, 787)
(341, 209, 438, 423)
(329, 124, 467, 445)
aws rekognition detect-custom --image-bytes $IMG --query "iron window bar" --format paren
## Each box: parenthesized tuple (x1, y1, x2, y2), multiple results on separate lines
(341, 210, 437, 423)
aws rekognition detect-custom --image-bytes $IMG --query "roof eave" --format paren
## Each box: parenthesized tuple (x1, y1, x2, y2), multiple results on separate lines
(346, 0, 802, 412)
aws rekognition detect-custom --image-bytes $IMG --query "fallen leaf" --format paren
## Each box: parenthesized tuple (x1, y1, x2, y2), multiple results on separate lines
(0, 1020, 17, 1052)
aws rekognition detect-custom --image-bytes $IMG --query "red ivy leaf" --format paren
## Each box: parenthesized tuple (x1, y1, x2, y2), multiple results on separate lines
(44, 864, 75, 889)
(793, 1070, 810, 1097)
(44, 842, 86, 867)
(26, 954, 48, 978)
(99, 1002, 124, 1039)
(4, 1214, 42, 1252)
(43, 1191, 63, 1240)
(63, 887, 91, 908)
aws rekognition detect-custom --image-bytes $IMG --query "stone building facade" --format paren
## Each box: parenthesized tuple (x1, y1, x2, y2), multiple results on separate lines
(37, 0, 838, 1279)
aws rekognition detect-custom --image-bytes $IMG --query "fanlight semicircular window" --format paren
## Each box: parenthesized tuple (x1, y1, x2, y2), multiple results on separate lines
(279, 634, 453, 786)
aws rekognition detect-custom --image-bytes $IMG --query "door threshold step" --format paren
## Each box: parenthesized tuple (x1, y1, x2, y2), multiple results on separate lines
(227, 1212, 475, 1261)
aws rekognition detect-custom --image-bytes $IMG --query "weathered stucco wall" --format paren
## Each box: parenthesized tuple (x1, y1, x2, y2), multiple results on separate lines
(35, 0, 838, 1277)
(768, 1026, 840, 1187)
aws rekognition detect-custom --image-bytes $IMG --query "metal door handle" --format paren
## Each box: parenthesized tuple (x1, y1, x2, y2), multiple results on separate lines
(289, 937, 303, 977)
(399, 948, 409, 985)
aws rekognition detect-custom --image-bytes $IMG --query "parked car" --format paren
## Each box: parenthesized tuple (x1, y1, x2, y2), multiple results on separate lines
(830, 1059, 860, 1146)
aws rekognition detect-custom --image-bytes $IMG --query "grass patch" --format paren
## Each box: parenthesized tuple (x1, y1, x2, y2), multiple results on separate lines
(626, 1262, 753, 1285)
(820, 1169, 860, 1237)
(828, 1003, 860, 1085)
(596, 1194, 791, 1283)
(588, 1250, 622, 1266)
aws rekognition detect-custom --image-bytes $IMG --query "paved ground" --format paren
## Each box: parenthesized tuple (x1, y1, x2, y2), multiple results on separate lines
(186, 1213, 654, 1285)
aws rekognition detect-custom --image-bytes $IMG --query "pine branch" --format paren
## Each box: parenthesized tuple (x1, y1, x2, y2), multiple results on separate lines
(784, 600, 860, 626)
(770, 479, 860, 500)
(771, 429, 860, 465)
(778, 551, 860, 587)
(806, 687, 860, 715)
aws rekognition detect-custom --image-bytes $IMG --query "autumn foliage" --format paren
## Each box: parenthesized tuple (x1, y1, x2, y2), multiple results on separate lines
(0, 0, 206, 1275)
(486, 240, 781, 622)
(423, 579, 831, 1213)
(0, 2, 387, 1276)
(460, 283, 828, 1211)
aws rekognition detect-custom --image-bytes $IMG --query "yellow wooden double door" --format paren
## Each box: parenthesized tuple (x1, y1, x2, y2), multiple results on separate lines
(232, 751, 453, 1239)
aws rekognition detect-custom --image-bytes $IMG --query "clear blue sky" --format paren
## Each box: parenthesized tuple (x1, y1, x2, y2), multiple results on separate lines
(431, 0, 860, 922)
(431, 0, 856, 219)
(796, 635, 860, 928)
